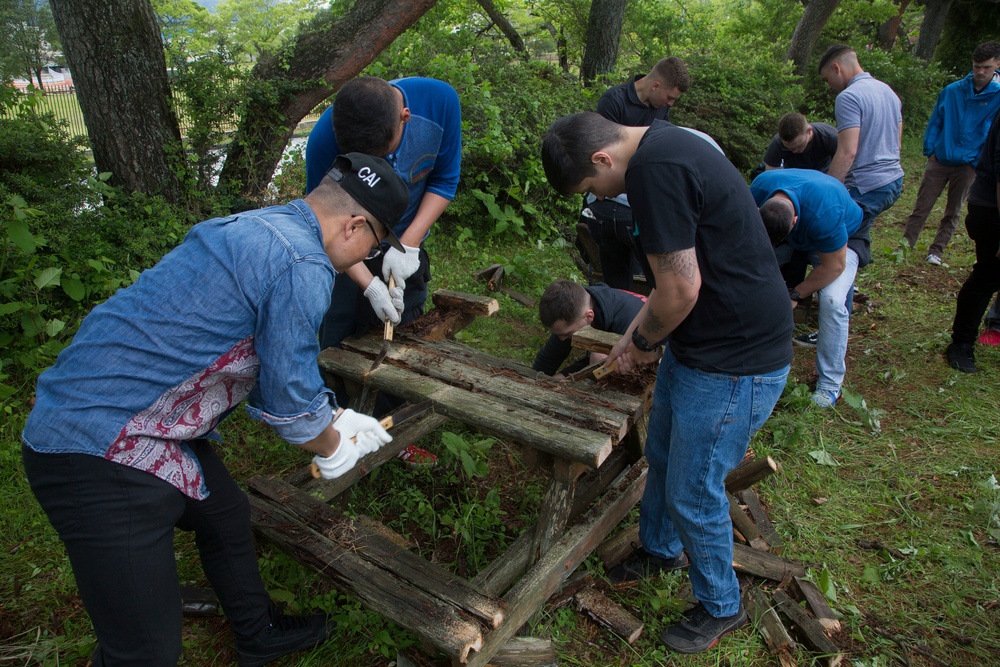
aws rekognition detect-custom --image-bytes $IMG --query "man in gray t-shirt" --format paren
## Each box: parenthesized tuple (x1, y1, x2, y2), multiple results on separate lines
(819, 44, 904, 218)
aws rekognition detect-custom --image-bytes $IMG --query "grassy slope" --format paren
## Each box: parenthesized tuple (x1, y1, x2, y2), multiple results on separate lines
(2, 134, 998, 666)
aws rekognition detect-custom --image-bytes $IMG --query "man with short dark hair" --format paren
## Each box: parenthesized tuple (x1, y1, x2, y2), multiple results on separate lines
(532, 280, 645, 377)
(818, 44, 904, 217)
(902, 41, 1000, 266)
(752, 169, 867, 407)
(762, 112, 839, 173)
(305, 76, 462, 347)
(584, 57, 693, 291)
(21, 154, 409, 666)
(542, 112, 792, 654)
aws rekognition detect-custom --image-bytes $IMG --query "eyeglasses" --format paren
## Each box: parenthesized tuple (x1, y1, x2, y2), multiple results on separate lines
(359, 215, 382, 260)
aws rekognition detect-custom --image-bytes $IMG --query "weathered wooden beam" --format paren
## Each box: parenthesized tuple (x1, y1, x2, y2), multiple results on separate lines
(793, 577, 841, 636)
(432, 290, 500, 317)
(463, 461, 647, 667)
(728, 492, 770, 552)
(318, 348, 614, 467)
(249, 495, 484, 663)
(733, 544, 805, 581)
(485, 637, 557, 667)
(575, 587, 644, 643)
(725, 456, 780, 494)
(340, 336, 636, 445)
(530, 460, 588, 564)
(419, 311, 478, 342)
(745, 587, 798, 667)
(771, 589, 843, 666)
(570, 325, 621, 354)
(738, 488, 784, 554)
(249, 477, 505, 630)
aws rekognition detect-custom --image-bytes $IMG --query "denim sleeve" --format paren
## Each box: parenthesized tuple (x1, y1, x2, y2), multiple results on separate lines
(244, 259, 336, 445)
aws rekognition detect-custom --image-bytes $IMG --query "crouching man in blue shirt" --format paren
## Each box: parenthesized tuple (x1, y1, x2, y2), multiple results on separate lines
(751, 168, 869, 408)
(20, 153, 409, 667)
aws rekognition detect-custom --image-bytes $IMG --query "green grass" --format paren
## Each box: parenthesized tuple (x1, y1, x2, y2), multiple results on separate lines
(2, 134, 999, 665)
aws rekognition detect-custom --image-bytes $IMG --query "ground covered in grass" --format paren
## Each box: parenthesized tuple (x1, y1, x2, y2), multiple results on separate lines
(2, 136, 998, 666)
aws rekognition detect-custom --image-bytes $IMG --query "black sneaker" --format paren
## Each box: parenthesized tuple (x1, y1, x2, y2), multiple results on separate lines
(660, 602, 748, 653)
(236, 612, 336, 667)
(606, 544, 688, 583)
(946, 343, 977, 373)
(793, 331, 818, 348)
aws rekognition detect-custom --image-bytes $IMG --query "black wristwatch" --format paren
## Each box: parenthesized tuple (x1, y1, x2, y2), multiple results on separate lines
(631, 328, 662, 352)
(789, 288, 803, 302)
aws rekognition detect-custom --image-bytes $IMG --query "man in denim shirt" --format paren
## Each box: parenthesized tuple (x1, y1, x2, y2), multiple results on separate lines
(21, 154, 408, 667)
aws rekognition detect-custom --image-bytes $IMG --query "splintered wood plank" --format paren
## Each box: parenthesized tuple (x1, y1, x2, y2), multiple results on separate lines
(793, 577, 841, 636)
(249, 476, 505, 630)
(745, 587, 798, 667)
(728, 492, 770, 552)
(340, 336, 637, 444)
(771, 590, 843, 666)
(249, 495, 483, 663)
(318, 348, 614, 467)
(596, 523, 640, 570)
(463, 461, 647, 667)
(432, 290, 500, 316)
(738, 488, 784, 554)
(530, 460, 587, 564)
(571, 325, 622, 354)
(486, 637, 557, 666)
(575, 587, 644, 643)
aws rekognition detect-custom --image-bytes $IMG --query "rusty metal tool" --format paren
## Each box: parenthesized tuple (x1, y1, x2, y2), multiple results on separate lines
(310, 399, 433, 478)
(355, 275, 396, 411)
(567, 358, 618, 382)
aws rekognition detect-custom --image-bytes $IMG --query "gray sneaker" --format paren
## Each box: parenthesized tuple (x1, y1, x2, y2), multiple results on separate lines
(660, 602, 748, 653)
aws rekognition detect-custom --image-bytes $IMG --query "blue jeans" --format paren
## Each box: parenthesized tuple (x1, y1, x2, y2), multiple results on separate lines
(775, 245, 858, 395)
(848, 177, 902, 220)
(639, 348, 789, 617)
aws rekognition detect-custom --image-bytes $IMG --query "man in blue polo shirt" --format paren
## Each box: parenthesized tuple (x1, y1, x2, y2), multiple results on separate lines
(306, 76, 462, 347)
(752, 168, 867, 407)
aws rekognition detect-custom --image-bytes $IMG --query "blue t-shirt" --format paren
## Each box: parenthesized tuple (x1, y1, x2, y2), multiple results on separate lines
(305, 77, 462, 241)
(22, 201, 337, 499)
(750, 169, 864, 253)
(835, 72, 903, 193)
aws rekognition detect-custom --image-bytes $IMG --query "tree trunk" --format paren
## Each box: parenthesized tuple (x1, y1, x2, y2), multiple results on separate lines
(580, 0, 627, 85)
(876, 0, 910, 50)
(218, 0, 438, 201)
(785, 0, 843, 77)
(476, 0, 527, 56)
(914, 0, 954, 61)
(49, 0, 186, 204)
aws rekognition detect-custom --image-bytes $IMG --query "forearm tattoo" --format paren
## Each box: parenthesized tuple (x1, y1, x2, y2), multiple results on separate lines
(655, 248, 697, 285)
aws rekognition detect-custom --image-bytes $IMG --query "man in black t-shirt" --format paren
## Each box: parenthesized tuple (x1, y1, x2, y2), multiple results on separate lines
(532, 280, 646, 377)
(542, 113, 792, 654)
(763, 113, 839, 172)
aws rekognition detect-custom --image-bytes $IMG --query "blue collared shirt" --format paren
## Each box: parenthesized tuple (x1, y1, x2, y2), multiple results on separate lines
(22, 200, 337, 499)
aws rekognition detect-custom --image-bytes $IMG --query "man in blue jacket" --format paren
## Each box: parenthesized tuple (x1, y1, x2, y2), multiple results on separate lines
(305, 77, 462, 347)
(902, 41, 1000, 265)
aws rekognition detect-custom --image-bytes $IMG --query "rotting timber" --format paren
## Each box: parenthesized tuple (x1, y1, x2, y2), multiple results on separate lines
(246, 291, 650, 666)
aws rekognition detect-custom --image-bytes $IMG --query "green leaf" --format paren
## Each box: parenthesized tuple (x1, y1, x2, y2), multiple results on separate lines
(809, 450, 840, 467)
(269, 589, 296, 604)
(460, 450, 477, 478)
(43, 319, 65, 337)
(6, 219, 36, 253)
(817, 567, 837, 603)
(861, 565, 881, 583)
(0, 301, 23, 315)
(33, 267, 62, 289)
(62, 277, 86, 301)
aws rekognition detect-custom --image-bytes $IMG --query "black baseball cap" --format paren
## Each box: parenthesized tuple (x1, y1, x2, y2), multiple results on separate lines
(326, 152, 407, 252)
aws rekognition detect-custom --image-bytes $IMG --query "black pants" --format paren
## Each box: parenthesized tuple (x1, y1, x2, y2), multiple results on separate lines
(584, 199, 641, 290)
(22, 440, 271, 665)
(952, 204, 1000, 346)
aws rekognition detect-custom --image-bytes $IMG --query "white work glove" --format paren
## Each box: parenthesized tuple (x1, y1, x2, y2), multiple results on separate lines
(381, 244, 421, 292)
(363, 277, 403, 325)
(310, 409, 392, 479)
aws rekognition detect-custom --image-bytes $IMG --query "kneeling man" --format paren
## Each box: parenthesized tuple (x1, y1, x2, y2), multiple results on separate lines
(751, 168, 868, 408)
